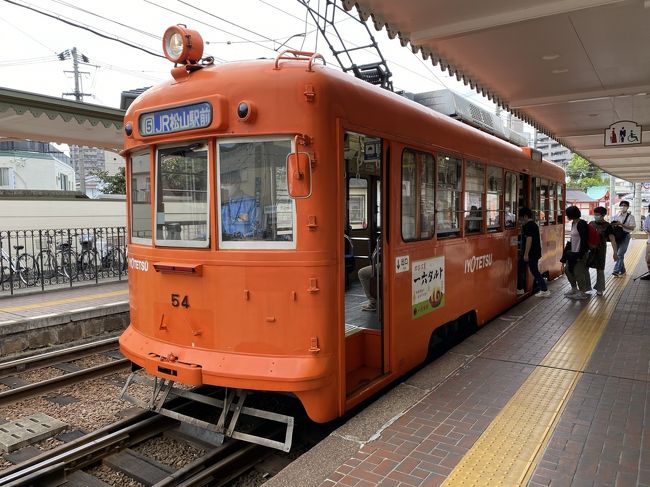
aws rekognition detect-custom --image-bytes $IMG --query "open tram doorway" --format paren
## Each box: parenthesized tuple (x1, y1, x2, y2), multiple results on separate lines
(342, 131, 385, 397)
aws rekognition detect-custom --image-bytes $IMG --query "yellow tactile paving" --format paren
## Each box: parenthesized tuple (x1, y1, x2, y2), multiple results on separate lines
(442, 241, 644, 487)
(0, 289, 128, 313)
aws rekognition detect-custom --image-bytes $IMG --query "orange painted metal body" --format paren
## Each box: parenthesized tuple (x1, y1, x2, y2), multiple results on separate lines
(119, 56, 565, 423)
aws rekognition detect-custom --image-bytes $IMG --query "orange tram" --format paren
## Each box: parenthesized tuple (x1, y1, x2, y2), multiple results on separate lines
(119, 25, 566, 451)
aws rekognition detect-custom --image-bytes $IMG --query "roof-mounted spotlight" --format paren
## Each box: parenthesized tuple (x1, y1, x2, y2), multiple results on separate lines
(162, 25, 204, 65)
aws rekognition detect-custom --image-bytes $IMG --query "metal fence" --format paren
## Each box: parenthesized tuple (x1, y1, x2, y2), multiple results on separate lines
(0, 227, 128, 295)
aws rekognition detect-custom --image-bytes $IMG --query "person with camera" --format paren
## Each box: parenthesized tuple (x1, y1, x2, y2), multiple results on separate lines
(610, 200, 636, 277)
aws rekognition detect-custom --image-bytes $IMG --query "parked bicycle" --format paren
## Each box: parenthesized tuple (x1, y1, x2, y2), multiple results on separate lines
(36, 231, 78, 281)
(79, 230, 127, 279)
(0, 241, 39, 287)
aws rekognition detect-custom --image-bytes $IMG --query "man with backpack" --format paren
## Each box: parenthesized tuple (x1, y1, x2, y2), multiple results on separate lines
(588, 207, 618, 295)
(563, 206, 591, 300)
(611, 200, 636, 276)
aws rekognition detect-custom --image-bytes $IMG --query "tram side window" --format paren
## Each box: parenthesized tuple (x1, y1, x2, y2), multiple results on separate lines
(401, 149, 435, 241)
(130, 152, 152, 243)
(348, 178, 368, 230)
(436, 155, 462, 237)
(540, 179, 549, 225)
(532, 177, 542, 224)
(557, 183, 564, 223)
(505, 172, 517, 228)
(464, 160, 484, 235)
(218, 138, 294, 249)
(548, 182, 556, 224)
(155, 143, 208, 247)
(486, 165, 503, 231)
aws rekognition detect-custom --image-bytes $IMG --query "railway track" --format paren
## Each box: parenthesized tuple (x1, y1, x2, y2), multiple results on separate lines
(0, 337, 130, 406)
(0, 395, 288, 487)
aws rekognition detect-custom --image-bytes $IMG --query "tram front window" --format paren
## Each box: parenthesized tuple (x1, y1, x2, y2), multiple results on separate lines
(218, 138, 295, 249)
(155, 143, 209, 247)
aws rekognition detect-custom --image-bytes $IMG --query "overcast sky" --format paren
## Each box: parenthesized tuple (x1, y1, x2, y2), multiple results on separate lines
(1, 0, 492, 110)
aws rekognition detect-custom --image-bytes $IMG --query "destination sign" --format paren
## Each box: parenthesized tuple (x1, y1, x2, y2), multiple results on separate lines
(139, 102, 212, 136)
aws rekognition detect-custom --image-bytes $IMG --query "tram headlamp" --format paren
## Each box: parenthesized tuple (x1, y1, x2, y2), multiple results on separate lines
(162, 25, 204, 65)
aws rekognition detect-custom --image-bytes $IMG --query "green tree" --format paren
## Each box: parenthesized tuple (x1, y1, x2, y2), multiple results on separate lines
(565, 154, 607, 190)
(93, 166, 126, 194)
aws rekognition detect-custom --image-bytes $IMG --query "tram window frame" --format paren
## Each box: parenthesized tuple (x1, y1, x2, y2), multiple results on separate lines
(130, 150, 153, 245)
(532, 177, 542, 224)
(435, 154, 462, 238)
(539, 179, 549, 225)
(348, 178, 368, 230)
(548, 182, 556, 224)
(505, 172, 517, 229)
(217, 136, 296, 250)
(486, 165, 503, 232)
(154, 142, 210, 248)
(557, 183, 564, 224)
(464, 160, 485, 235)
(400, 148, 435, 242)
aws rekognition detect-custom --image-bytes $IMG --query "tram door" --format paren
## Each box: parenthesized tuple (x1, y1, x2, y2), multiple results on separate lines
(343, 131, 385, 397)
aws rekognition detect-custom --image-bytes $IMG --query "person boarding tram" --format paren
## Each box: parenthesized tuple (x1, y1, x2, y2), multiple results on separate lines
(516, 207, 550, 298)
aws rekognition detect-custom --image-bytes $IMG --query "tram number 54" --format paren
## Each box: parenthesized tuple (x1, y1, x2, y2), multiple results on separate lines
(171, 294, 190, 309)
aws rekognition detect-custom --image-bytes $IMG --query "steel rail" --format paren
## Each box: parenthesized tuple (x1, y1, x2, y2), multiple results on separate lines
(0, 411, 161, 486)
(0, 336, 120, 378)
(0, 358, 130, 406)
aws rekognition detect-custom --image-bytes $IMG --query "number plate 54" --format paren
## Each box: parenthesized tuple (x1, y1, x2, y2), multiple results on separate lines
(171, 293, 190, 308)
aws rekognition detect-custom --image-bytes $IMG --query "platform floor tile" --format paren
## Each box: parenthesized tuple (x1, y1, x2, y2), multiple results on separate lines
(320, 358, 534, 487)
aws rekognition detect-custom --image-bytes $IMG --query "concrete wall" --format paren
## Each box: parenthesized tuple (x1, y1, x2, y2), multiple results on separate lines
(0, 196, 126, 231)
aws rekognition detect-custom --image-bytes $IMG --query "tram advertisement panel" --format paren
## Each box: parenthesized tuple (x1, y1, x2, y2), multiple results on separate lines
(411, 257, 445, 318)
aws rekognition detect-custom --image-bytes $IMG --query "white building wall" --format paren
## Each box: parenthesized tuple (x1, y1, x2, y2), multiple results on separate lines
(104, 150, 124, 176)
(0, 154, 75, 190)
(0, 199, 126, 231)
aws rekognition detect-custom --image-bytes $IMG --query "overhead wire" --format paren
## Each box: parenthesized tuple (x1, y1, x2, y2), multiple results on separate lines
(142, 0, 292, 56)
(2, 0, 165, 58)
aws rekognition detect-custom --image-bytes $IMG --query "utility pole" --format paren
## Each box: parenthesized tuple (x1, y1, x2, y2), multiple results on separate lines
(59, 47, 91, 194)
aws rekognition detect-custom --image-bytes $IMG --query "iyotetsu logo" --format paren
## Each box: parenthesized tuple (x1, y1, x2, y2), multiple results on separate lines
(128, 257, 149, 272)
(464, 253, 493, 273)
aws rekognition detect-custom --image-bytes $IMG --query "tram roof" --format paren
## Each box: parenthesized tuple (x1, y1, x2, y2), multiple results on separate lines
(0, 87, 123, 151)
(345, 0, 650, 182)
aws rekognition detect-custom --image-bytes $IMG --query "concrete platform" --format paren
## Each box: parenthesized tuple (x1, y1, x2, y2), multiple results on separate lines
(0, 280, 128, 359)
(266, 240, 650, 487)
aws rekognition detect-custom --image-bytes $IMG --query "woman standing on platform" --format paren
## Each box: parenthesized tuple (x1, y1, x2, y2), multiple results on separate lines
(564, 206, 591, 300)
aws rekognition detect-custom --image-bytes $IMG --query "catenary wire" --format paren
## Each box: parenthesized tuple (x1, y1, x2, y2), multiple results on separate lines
(2, 0, 165, 58)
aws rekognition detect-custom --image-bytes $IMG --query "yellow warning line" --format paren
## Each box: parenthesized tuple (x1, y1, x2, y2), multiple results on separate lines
(0, 289, 128, 313)
(442, 241, 644, 487)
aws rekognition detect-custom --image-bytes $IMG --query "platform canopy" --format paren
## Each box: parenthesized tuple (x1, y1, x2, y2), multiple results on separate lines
(344, 0, 650, 182)
(0, 87, 124, 151)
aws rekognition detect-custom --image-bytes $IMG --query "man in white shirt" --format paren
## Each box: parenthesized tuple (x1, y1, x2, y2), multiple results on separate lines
(610, 200, 636, 276)
(641, 204, 650, 280)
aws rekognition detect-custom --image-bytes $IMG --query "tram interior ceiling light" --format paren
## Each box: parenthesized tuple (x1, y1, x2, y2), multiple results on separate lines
(163, 25, 204, 65)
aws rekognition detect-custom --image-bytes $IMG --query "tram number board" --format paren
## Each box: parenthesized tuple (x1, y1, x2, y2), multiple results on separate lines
(139, 102, 212, 136)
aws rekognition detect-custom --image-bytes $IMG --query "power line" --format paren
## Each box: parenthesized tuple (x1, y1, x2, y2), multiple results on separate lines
(2, 0, 165, 58)
(141, 0, 283, 55)
(47, 0, 161, 40)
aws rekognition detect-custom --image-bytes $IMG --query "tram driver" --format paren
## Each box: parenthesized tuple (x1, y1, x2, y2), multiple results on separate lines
(220, 171, 259, 240)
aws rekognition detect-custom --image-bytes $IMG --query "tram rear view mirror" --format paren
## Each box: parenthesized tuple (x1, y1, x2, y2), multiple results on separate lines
(287, 152, 312, 199)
